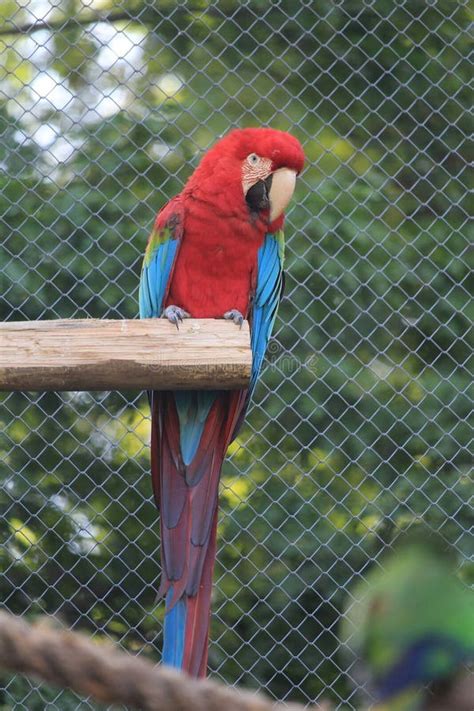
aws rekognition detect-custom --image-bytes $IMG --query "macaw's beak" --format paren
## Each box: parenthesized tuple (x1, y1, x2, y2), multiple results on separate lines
(244, 168, 297, 221)
(267, 168, 297, 221)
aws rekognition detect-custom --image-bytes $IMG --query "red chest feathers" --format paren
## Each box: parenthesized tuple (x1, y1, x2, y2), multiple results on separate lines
(166, 207, 265, 318)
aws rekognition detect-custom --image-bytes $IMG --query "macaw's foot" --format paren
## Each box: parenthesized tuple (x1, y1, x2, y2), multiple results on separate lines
(162, 305, 190, 329)
(223, 309, 244, 328)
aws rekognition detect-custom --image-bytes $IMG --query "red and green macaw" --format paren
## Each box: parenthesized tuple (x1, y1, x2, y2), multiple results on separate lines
(139, 128, 304, 677)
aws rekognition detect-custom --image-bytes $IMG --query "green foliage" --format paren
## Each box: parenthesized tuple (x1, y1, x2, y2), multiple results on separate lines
(0, 1, 472, 708)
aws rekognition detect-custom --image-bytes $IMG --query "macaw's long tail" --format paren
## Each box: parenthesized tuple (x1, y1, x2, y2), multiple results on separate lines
(162, 509, 217, 675)
(150, 390, 245, 677)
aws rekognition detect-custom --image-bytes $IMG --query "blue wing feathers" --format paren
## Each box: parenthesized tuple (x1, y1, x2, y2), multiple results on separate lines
(257, 238, 279, 304)
(139, 239, 179, 319)
(249, 232, 284, 393)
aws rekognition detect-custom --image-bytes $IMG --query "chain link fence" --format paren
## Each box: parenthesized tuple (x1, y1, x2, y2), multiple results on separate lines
(0, 2, 472, 709)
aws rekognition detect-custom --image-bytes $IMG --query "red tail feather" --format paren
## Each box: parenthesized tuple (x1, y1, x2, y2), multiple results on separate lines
(150, 390, 244, 676)
(182, 508, 218, 676)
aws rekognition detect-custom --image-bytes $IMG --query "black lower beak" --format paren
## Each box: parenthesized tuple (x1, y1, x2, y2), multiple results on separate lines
(245, 174, 273, 214)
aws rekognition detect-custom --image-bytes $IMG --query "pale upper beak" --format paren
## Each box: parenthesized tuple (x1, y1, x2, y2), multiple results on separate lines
(268, 168, 297, 222)
(243, 167, 297, 222)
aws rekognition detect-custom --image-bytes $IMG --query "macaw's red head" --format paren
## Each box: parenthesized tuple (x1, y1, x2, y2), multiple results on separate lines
(185, 127, 305, 229)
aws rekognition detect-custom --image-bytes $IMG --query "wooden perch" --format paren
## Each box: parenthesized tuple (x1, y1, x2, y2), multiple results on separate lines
(0, 319, 252, 391)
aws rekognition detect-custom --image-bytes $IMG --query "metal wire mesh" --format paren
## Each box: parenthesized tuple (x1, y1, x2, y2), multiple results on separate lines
(0, 1, 472, 708)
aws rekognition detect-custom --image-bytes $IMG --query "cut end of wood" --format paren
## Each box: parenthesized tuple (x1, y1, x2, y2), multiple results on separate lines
(0, 319, 252, 392)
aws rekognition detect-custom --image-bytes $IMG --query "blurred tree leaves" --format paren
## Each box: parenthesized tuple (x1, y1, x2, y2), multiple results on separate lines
(0, 1, 472, 708)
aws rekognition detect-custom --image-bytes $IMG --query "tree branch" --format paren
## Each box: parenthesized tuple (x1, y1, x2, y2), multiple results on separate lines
(0, 10, 139, 38)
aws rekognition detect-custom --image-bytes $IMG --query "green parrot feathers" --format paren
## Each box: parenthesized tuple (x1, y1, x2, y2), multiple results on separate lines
(341, 535, 474, 703)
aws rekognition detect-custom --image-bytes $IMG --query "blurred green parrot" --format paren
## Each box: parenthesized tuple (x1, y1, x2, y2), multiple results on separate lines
(340, 537, 474, 710)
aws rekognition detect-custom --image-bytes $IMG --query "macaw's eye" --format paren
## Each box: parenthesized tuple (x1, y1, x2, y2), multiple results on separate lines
(247, 153, 260, 166)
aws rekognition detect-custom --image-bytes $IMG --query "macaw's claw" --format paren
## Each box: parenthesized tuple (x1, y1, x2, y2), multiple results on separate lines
(162, 305, 190, 330)
(223, 309, 244, 328)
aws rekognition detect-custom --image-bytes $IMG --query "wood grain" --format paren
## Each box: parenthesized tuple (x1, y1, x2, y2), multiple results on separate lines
(0, 319, 252, 391)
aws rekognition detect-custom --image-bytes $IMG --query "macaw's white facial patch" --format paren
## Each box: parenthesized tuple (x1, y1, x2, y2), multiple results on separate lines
(241, 155, 273, 195)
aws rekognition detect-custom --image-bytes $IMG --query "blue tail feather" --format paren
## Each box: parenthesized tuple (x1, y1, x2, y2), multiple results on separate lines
(163, 590, 186, 668)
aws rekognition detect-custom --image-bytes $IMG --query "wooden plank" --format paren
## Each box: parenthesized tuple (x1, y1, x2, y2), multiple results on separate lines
(0, 319, 252, 391)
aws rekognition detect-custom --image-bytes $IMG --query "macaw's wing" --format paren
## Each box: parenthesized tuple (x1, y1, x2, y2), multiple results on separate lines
(139, 196, 184, 319)
(249, 228, 285, 395)
(228, 229, 284, 442)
